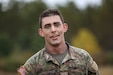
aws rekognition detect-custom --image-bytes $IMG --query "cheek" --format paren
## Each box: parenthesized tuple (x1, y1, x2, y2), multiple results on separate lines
(43, 31, 50, 37)
(58, 30, 65, 36)
(60, 28, 66, 33)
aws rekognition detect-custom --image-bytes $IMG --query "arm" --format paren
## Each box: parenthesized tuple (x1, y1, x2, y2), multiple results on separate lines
(18, 56, 37, 75)
(88, 61, 99, 75)
(87, 56, 100, 75)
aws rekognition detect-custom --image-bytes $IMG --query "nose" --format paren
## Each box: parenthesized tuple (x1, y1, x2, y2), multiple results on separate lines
(51, 25, 56, 33)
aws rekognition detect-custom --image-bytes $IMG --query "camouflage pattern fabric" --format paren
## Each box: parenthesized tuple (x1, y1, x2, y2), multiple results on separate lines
(18, 44, 99, 75)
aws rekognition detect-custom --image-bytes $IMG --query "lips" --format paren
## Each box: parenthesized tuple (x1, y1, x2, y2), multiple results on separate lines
(50, 35, 59, 40)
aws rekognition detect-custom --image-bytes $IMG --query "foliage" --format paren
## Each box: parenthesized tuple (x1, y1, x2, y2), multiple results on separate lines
(0, 0, 47, 51)
(91, 0, 113, 51)
(0, 34, 13, 57)
(0, 49, 34, 72)
(71, 28, 101, 55)
(17, 1, 47, 51)
(106, 51, 113, 64)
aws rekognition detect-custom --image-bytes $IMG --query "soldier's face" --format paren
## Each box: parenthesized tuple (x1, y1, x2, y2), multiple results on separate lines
(38, 15, 68, 46)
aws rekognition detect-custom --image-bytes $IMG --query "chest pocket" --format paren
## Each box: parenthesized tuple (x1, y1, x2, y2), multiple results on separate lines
(68, 63, 87, 75)
(36, 64, 59, 75)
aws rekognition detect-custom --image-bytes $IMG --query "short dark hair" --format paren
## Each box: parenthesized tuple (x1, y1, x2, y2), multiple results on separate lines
(39, 9, 64, 28)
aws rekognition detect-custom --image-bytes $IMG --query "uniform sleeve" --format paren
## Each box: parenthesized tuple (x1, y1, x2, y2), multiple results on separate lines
(86, 55, 100, 75)
(18, 56, 37, 75)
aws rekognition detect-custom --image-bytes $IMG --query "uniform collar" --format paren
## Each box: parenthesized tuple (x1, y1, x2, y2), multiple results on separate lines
(43, 42, 77, 65)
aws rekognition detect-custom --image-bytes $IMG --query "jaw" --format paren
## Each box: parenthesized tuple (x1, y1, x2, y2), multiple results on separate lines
(45, 36, 65, 48)
(46, 38, 61, 47)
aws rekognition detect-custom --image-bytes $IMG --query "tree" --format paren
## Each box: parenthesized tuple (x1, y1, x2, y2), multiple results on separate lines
(71, 28, 101, 55)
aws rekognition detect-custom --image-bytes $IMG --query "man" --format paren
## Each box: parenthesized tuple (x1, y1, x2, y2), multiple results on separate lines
(18, 9, 99, 75)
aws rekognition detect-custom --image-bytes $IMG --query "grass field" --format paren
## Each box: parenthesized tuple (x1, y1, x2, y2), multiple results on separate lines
(99, 66, 113, 75)
(0, 66, 113, 75)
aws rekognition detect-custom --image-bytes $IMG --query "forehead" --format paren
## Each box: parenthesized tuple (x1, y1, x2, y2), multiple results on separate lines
(42, 15, 62, 25)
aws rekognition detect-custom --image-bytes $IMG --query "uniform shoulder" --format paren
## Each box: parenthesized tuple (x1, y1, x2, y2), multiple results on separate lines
(70, 46, 91, 59)
(24, 48, 45, 65)
(71, 46, 88, 53)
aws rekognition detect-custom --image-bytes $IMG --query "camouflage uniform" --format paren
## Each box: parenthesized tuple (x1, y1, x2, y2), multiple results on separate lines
(18, 44, 99, 75)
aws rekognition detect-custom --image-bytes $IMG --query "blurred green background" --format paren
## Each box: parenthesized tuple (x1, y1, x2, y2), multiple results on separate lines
(0, 0, 113, 75)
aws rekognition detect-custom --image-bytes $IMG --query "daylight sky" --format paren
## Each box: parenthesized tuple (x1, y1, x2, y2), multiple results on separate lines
(0, 0, 102, 11)
(42, 0, 102, 9)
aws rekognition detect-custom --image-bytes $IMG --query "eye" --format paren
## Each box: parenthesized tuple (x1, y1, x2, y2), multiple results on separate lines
(44, 24, 51, 29)
(54, 22, 61, 27)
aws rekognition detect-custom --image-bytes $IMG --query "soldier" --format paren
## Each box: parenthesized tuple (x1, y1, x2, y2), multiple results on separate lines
(18, 9, 99, 75)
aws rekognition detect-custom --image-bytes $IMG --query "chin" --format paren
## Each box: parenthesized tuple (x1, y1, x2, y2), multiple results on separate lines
(51, 41, 61, 46)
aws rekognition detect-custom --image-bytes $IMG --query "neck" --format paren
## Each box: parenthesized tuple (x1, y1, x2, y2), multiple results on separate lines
(46, 42, 67, 54)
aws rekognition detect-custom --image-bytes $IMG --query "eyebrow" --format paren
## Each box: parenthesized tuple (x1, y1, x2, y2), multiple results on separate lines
(44, 23, 51, 26)
(53, 22, 60, 24)
(44, 22, 59, 25)
(43, 21, 61, 28)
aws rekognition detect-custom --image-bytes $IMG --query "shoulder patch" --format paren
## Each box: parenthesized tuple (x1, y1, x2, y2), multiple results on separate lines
(18, 66, 26, 75)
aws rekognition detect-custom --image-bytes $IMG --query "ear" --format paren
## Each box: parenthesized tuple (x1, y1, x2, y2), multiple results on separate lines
(38, 28, 44, 37)
(63, 23, 68, 33)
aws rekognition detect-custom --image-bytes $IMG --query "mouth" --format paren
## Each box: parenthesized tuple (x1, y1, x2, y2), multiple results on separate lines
(50, 35, 59, 40)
